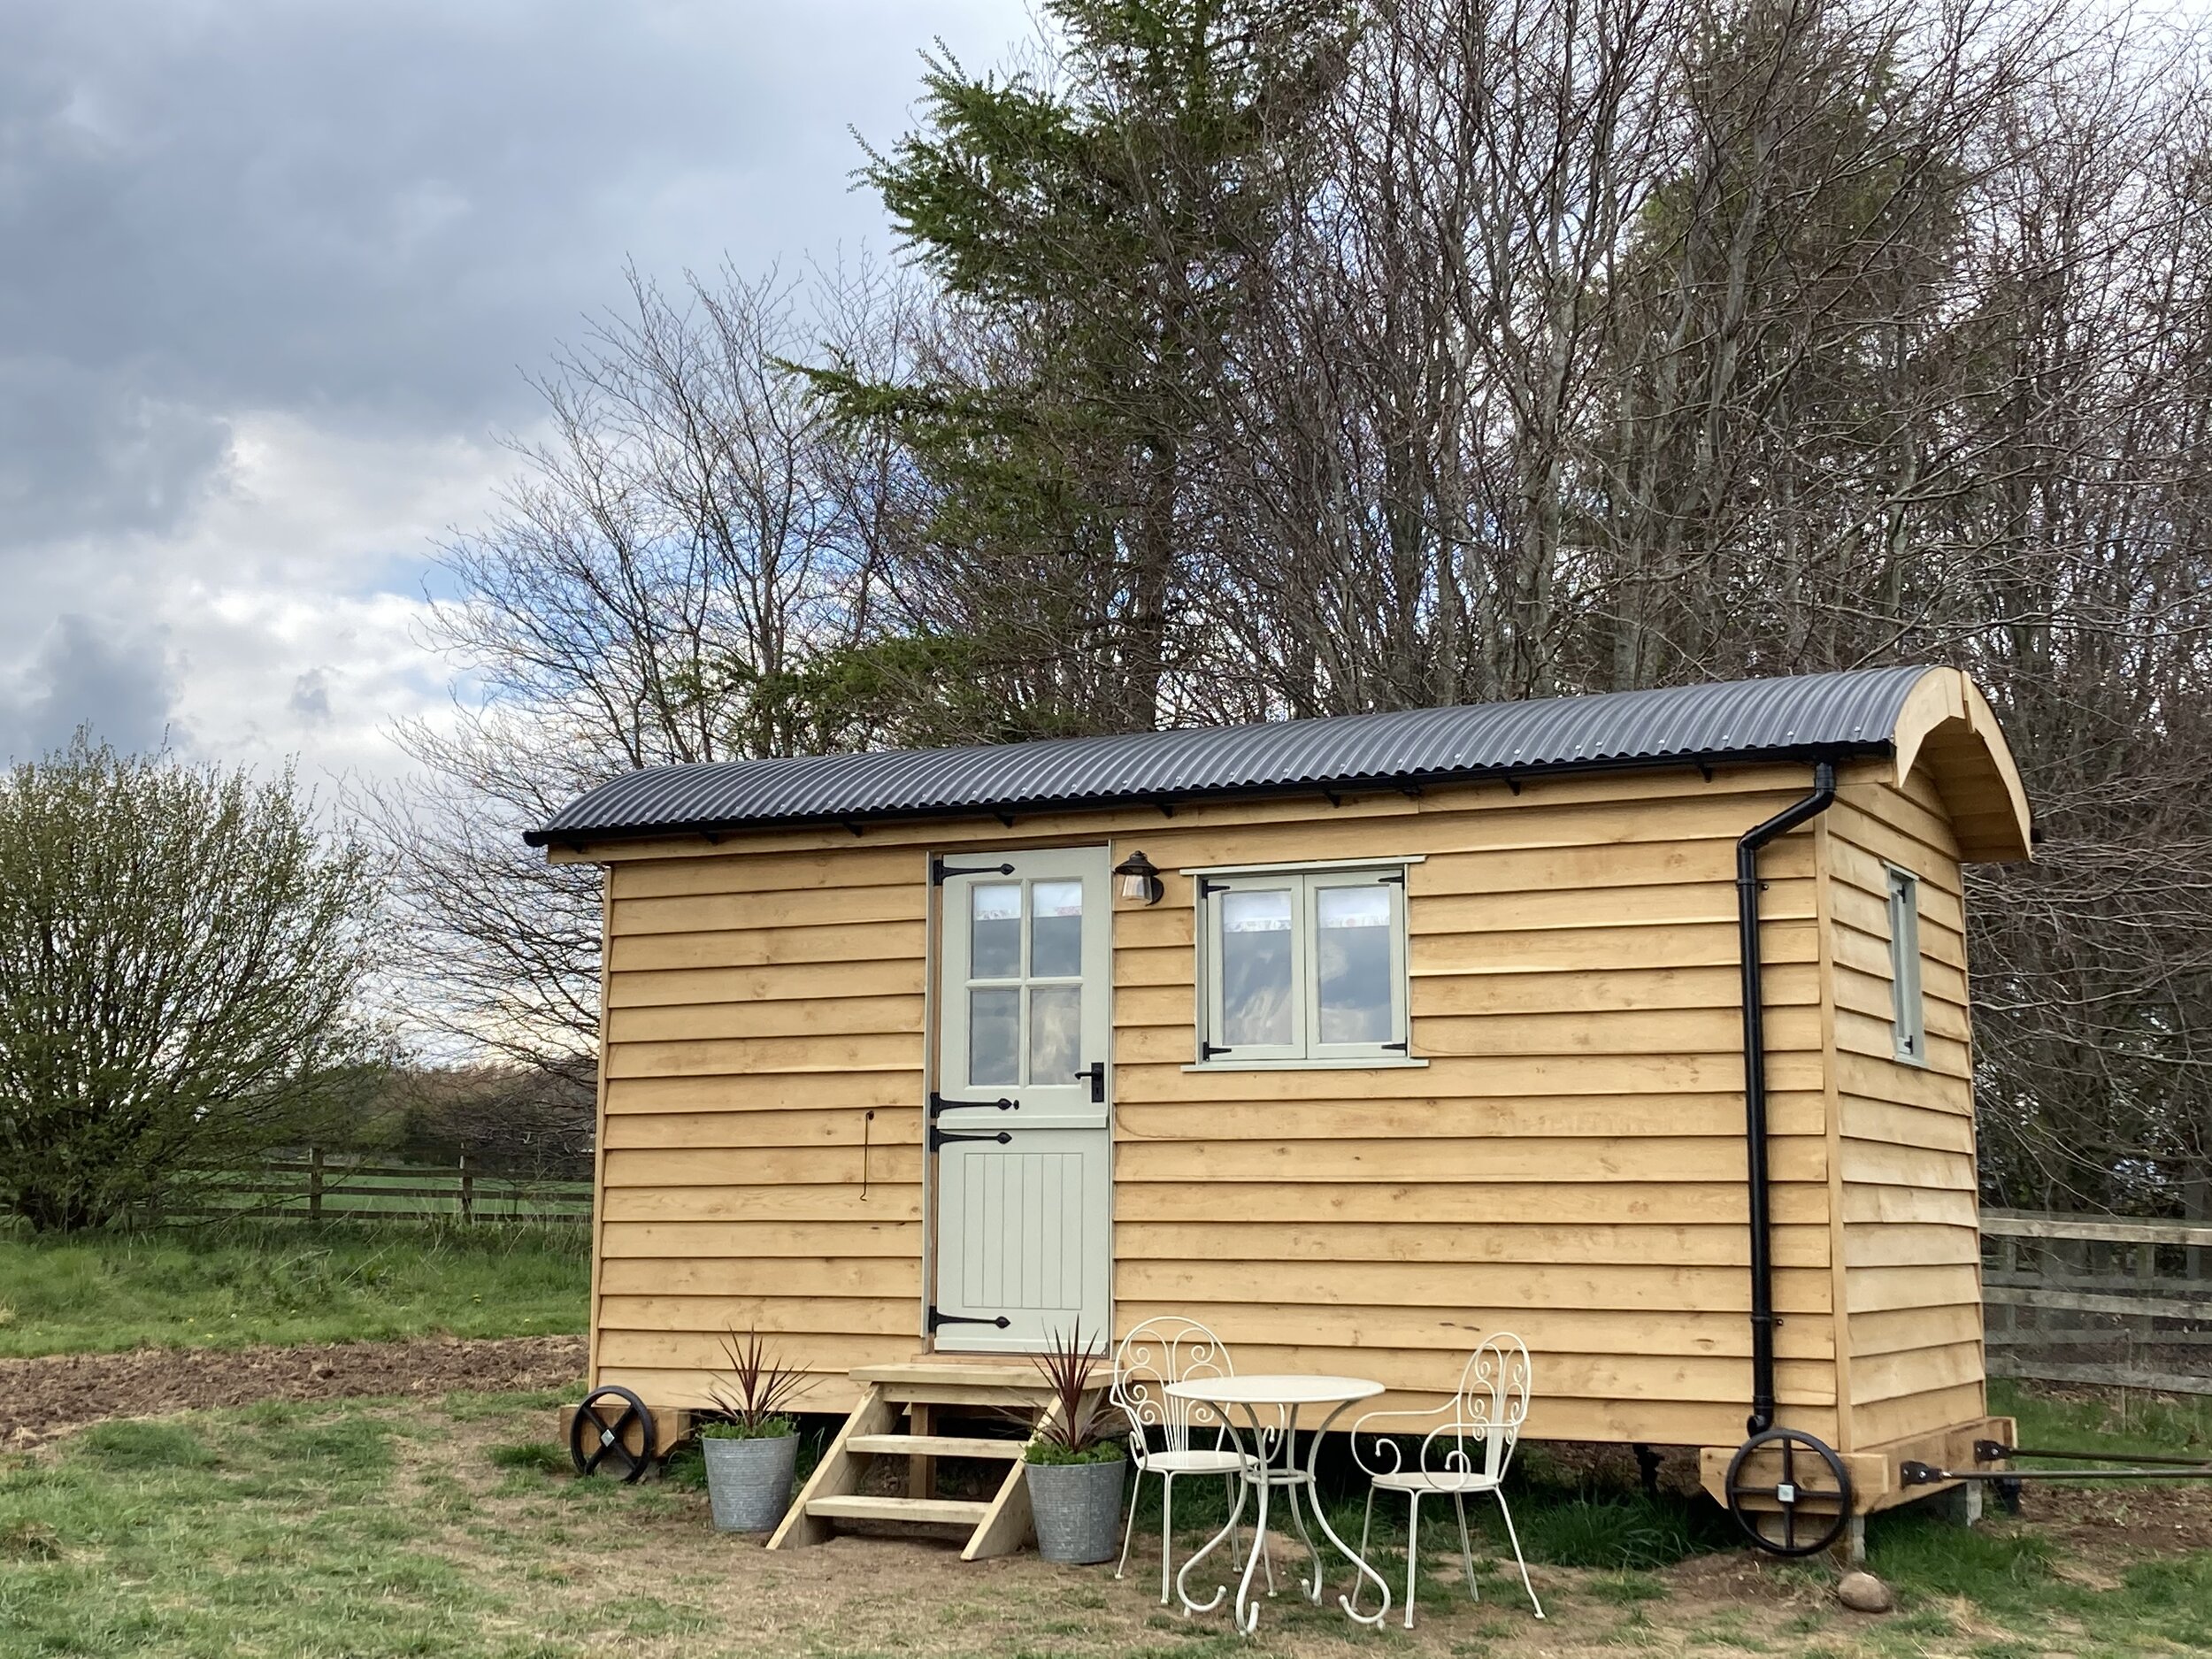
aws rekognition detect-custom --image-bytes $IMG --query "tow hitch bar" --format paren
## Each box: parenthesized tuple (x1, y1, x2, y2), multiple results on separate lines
(1899, 1440, 2212, 1514)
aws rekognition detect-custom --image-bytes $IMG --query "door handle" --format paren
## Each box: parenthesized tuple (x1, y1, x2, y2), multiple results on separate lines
(1072, 1061, 1105, 1103)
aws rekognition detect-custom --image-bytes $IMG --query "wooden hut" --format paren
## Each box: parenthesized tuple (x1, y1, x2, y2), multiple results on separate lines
(534, 664, 2030, 1548)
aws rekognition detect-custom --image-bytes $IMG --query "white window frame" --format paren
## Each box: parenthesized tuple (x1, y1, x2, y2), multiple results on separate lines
(1190, 860, 1418, 1070)
(1886, 864, 1928, 1067)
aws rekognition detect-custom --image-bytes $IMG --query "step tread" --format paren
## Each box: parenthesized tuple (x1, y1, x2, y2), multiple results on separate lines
(850, 1362, 1046, 1389)
(805, 1494, 992, 1525)
(848, 1433, 1028, 1460)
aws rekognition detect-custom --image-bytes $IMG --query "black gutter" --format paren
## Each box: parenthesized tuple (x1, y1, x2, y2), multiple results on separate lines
(526, 742, 1886, 849)
(1736, 759, 1839, 1437)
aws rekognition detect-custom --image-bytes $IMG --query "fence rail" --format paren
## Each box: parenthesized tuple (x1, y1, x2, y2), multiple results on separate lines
(1983, 1208, 2212, 1394)
(172, 1149, 593, 1225)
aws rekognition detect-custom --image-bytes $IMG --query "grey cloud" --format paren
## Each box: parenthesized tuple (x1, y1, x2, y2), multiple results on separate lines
(0, 1, 1024, 549)
(0, 613, 177, 763)
(289, 668, 333, 725)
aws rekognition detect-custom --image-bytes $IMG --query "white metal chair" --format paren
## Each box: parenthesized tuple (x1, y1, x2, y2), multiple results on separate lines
(1348, 1334, 1544, 1625)
(1110, 1317, 1252, 1602)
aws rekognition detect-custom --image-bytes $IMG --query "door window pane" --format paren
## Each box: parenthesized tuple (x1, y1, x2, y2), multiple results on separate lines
(1317, 886, 1393, 1044)
(969, 987, 1019, 1086)
(971, 883, 1022, 979)
(1220, 888, 1294, 1046)
(1030, 880, 1084, 979)
(1029, 984, 1082, 1085)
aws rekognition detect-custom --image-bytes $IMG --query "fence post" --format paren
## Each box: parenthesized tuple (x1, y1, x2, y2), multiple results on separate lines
(309, 1147, 323, 1222)
(459, 1153, 474, 1225)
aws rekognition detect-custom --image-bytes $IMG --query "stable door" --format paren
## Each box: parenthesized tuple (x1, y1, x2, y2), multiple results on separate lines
(930, 846, 1112, 1354)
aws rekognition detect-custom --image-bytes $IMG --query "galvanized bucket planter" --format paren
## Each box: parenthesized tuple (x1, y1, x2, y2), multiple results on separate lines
(1025, 1456, 1127, 1563)
(702, 1432, 799, 1533)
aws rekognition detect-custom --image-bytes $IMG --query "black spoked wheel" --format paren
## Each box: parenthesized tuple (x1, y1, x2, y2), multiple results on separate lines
(569, 1385, 657, 1483)
(1724, 1427, 1853, 1556)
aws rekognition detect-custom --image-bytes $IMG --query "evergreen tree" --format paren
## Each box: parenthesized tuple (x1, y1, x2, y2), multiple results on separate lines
(810, 0, 1346, 734)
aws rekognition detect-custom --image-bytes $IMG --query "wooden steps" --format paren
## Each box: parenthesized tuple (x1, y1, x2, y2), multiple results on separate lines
(803, 1494, 992, 1526)
(848, 1433, 1026, 1460)
(767, 1360, 1096, 1559)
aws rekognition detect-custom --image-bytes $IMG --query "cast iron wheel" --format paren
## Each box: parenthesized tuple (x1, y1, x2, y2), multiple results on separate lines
(569, 1386, 657, 1482)
(1724, 1427, 1853, 1556)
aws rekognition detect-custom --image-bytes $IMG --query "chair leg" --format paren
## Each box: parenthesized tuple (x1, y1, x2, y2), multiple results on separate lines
(1493, 1491, 1545, 1620)
(1116, 1466, 1146, 1582)
(1159, 1473, 1175, 1605)
(1403, 1491, 1422, 1630)
(1225, 1475, 1244, 1571)
(1453, 1493, 1479, 1601)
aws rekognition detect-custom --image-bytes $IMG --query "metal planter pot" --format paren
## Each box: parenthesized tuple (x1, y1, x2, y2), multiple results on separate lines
(1025, 1455, 1127, 1563)
(701, 1433, 799, 1533)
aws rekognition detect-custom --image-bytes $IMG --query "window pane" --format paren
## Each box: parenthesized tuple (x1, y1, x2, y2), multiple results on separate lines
(1030, 879, 1083, 979)
(1220, 888, 1294, 1047)
(1029, 984, 1082, 1084)
(969, 987, 1019, 1086)
(971, 883, 1022, 979)
(1317, 886, 1393, 1044)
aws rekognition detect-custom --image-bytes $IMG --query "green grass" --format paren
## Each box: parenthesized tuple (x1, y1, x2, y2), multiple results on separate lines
(0, 1218, 588, 1356)
(1864, 1496, 2212, 1654)
(1990, 1378, 2212, 1466)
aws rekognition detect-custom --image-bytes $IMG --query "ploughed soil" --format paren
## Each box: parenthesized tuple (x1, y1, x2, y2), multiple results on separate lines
(0, 1334, 585, 1447)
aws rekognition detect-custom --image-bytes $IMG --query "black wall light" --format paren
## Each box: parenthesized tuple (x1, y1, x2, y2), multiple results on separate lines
(1114, 849, 1164, 904)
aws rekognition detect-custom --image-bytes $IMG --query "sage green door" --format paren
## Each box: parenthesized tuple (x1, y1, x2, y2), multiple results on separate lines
(931, 846, 1112, 1354)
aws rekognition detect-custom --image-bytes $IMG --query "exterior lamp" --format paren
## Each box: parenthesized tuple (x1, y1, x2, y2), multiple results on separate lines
(1115, 849, 1165, 905)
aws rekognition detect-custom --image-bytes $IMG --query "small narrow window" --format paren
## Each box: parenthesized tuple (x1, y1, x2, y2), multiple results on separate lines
(1197, 865, 1409, 1065)
(1886, 866, 1926, 1065)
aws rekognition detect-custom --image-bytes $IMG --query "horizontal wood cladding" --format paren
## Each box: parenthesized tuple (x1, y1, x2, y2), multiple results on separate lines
(1117, 1258, 1832, 1316)
(1853, 1380, 1984, 1452)
(1113, 1179, 1831, 1226)
(1117, 1052, 1828, 1102)
(581, 765, 1915, 1447)
(598, 1187, 921, 1226)
(609, 922, 927, 973)
(1846, 1263, 1981, 1315)
(1113, 1220, 1830, 1270)
(1110, 1137, 1826, 1185)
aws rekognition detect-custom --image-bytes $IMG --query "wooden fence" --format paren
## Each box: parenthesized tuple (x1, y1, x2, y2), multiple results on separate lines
(1983, 1209, 2212, 1394)
(178, 1149, 594, 1225)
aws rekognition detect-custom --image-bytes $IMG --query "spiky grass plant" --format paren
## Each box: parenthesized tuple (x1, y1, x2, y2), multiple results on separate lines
(1024, 1320, 1124, 1464)
(703, 1327, 810, 1439)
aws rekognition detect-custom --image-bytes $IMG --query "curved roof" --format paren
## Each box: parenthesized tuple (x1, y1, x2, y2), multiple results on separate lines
(531, 664, 2031, 861)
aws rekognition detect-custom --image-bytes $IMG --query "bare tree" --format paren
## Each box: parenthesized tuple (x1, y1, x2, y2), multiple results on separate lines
(373, 260, 922, 1070)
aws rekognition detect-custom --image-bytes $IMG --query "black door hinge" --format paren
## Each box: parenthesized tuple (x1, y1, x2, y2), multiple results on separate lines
(1200, 1041, 1233, 1060)
(928, 1093, 1018, 1118)
(930, 1125, 1013, 1153)
(931, 856, 1015, 886)
(929, 1307, 1012, 1333)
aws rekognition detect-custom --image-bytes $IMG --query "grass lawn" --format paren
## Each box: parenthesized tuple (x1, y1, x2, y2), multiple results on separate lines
(0, 1221, 589, 1358)
(5, 1385, 2212, 1658)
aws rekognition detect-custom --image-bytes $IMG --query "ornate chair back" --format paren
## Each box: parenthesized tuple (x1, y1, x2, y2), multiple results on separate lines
(1111, 1317, 1235, 1463)
(1432, 1334, 1532, 1484)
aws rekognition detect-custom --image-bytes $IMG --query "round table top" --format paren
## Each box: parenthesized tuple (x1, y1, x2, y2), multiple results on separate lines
(1164, 1373, 1385, 1407)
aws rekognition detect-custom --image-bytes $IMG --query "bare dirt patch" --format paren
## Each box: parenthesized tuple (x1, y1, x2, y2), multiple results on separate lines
(0, 1334, 583, 1446)
(2011, 1477, 2212, 1563)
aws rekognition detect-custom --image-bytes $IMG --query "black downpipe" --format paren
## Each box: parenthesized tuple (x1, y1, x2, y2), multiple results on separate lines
(1736, 759, 1838, 1436)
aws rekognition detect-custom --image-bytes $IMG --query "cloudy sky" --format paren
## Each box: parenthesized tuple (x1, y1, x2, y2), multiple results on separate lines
(0, 0, 1028, 786)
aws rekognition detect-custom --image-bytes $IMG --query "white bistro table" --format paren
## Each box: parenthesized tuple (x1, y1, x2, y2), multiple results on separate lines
(1164, 1373, 1394, 1634)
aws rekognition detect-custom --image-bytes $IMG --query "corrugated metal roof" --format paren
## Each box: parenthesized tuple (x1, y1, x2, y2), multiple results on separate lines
(527, 664, 1934, 847)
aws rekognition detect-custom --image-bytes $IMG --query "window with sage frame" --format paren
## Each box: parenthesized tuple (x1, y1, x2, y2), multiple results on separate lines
(1194, 864, 1412, 1066)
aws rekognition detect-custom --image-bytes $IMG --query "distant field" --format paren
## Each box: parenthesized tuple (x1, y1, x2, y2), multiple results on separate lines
(0, 1219, 590, 1358)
